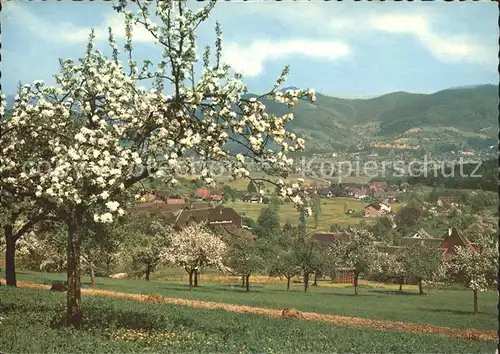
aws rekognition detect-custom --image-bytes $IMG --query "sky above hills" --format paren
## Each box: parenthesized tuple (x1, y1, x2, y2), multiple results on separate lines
(2, 1, 498, 98)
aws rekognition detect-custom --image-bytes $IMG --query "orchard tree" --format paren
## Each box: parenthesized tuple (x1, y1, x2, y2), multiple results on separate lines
(122, 213, 173, 282)
(16, 231, 66, 273)
(310, 194, 322, 229)
(299, 208, 307, 232)
(269, 228, 301, 291)
(226, 236, 267, 291)
(0, 189, 54, 287)
(334, 229, 377, 295)
(294, 232, 324, 292)
(446, 236, 498, 315)
(246, 180, 258, 194)
(162, 223, 228, 289)
(373, 251, 406, 291)
(0, 0, 315, 327)
(80, 215, 124, 287)
(256, 202, 281, 240)
(403, 242, 443, 295)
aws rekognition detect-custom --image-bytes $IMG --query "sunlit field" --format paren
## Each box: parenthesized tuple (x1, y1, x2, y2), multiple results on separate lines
(5, 269, 496, 331)
(225, 199, 402, 229)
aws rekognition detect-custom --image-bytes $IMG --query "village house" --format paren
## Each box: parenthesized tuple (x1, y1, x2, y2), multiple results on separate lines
(311, 231, 354, 283)
(317, 187, 333, 198)
(440, 227, 477, 259)
(364, 202, 391, 217)
(369, 182, 387, 196)
(384, 227, 476, 260)
(436, 196, 460, 208)
(401, 228, 442, 247)
(386, 195, 398, 204)
(194, 188, 212, 200)
(210, 194, 223, 202)
(354, 188, 369, 199)
(173, 205, 256, 239)
(242, 194, 263, 203)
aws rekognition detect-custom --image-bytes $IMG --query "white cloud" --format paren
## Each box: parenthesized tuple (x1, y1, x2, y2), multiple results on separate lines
(230, 3, 494, 66)
(368, 13, 492, 64)
(223, 39, 350, 77)
(5, 2, 154, 44)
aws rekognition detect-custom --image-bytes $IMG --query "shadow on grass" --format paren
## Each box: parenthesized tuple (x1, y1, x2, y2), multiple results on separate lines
(368, 289, 421, 296)
(418, 307, 482, 316)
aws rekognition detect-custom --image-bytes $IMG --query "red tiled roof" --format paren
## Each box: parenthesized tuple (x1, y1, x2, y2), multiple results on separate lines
(440, 227, 476, 255)
(195, 189, 211, 198)
(312, 232, 347, 245)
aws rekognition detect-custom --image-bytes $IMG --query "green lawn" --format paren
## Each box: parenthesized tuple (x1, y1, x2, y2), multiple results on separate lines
(227, 198, 387, 230)
(0, 286, 496, 353)
(9, 270, 497, 332)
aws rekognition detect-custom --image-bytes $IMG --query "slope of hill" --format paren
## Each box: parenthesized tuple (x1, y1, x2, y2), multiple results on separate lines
(4, 85, 497, 154)
(263, 85, 498, 153)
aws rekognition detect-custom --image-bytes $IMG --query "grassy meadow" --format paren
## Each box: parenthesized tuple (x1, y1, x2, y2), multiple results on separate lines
(5, 270, 497, 331)
(225, 198, 402, 230)
(1, 286, 495, 353)
(0, 270, 497, 353)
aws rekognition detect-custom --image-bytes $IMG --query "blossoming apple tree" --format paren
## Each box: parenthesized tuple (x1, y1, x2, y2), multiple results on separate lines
(0, 0, 314, 327)
(445, 235, 498, 315)
(161, 223, 228, 290)
(0, 189, 54, 286)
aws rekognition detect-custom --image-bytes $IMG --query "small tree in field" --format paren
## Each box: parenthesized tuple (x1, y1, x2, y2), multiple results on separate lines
(0, 191, 53, 286)
(121, 214, 173, 282)
(403, 242, 443, 295)
(269, 228, 301, 290)
(163, 223, 228, 290)
(334, 229, 377, 296)
(310, 194, 322, 229)
(246, 181, 258, 194)
(373, 251, 406, 291)
(294, 232, 324, 292)
(80, 214, 124, 287)
(256, 202, 281, 240)
(446, 236, 498, 315)
(226, 236, 266, 291)
(16, 231, 66, 273)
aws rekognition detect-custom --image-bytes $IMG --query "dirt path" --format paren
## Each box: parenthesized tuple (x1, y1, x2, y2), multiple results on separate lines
(4, 279, 497, 342)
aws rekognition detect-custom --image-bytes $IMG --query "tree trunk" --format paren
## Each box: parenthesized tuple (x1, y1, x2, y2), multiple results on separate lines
(399, 277, 404, 292)
(188, 270, 193, 290)
(313, 273, 318, 286)
(353, 273, 359, 296)
(66, 216, 83, 329)
(473, 289, 478, 315)
(304, 272, 309, 292)
(90, 266, 96, 289)
(241, 275, 245, 288)
(145, 265, 151, 282)
(4, 225, 16, 287)
(245, 274, 250, 292)
(418, 279, 424, 295)
(194, 269, 198, 287)
(286, 276, 291, 291)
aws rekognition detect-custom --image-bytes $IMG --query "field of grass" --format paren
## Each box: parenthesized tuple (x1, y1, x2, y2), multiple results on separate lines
(1, 286, 495, 353)
(7, 270, 497, 332)
(226, 198, 393, 230)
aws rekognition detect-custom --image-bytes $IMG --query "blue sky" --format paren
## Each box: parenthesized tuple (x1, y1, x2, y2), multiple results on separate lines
(2, 0, 498, 98)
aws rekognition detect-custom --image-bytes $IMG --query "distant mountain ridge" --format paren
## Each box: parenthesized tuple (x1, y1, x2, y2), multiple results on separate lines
(4, 84, 497, 153)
